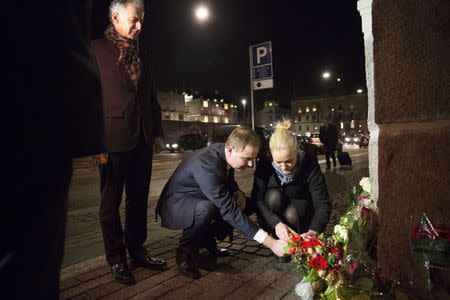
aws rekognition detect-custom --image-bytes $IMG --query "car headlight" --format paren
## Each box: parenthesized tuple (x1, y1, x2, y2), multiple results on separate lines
(172, 143, 178, 148)
(353, 137, 359, 142)
(345, 137, 351, 142)
(166, 144, 170, 148)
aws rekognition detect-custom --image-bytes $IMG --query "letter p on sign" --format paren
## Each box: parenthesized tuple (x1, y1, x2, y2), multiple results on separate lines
(256, 47, 267, 64)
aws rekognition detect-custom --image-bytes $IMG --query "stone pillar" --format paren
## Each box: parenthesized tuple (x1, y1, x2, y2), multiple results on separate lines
(358, 0, 450, 287)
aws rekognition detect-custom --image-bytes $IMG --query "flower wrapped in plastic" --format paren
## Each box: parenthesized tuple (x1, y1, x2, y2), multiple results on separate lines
(409, 213, 450, 295)
(286, 233, 344, 298)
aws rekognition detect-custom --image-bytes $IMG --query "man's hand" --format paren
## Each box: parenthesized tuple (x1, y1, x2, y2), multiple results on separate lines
(153, 137, 165, 154)
(275, 222, 298, 242)
(92, 153, 108, 165)
(232, 191, 246, 211)
(263, 235, 288, 257)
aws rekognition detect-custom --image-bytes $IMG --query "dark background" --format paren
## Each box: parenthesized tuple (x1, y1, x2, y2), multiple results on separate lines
(91, 0, 366, 110)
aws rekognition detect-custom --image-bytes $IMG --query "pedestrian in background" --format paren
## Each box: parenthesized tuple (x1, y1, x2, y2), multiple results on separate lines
(252, 120, 332, 260)
(91, 0, 166, 285)
(156, 126, 288, 279)
(1, 1, 104, 298)
(319, 119, 339, 169)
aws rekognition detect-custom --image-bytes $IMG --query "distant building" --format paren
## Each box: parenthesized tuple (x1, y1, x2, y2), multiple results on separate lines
(254, 100, 292, 130)
(157, 91, 186, 121)
(156, 91, 238, 124)
(291, 93, 368, 137)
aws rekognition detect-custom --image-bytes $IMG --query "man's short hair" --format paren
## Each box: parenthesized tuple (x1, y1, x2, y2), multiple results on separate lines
(109, 0, 144, 22)
(225, 126, 261, 152)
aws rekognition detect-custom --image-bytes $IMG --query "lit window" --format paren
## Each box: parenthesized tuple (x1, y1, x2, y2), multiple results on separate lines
(269, 102, 273, 107)
(350, 120, 355, 129)
(306, 107, 310, 112)
(203, 115, 209, 122)
(203, 101, 208, 108)
(224, 117, 229, 123)
(213, 116, 219, 123)
(224, 103, 229, 110)
(340, 122, 344, 129)
(312, 107, 317, 112)
(298, 108, 302, 114)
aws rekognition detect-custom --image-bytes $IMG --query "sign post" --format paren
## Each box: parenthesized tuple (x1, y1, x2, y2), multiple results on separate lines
(249, 42, 273, 131)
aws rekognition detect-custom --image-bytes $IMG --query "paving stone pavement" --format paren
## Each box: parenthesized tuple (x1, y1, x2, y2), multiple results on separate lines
(60, 151, 368, 299)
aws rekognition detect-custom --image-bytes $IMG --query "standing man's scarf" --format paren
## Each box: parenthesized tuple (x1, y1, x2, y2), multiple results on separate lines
(105, 25, 141, 88)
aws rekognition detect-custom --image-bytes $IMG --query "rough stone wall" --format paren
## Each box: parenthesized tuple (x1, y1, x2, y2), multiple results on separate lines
(371, 0, 450, 286)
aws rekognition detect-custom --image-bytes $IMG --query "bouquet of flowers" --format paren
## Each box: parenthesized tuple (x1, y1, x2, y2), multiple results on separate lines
(286, 233, 344, 299)
(288, 177, 389, 299)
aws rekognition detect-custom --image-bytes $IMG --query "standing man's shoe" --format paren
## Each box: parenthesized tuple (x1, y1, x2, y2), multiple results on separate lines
(176, 248, 201, 279)
(130, 250, 167, 270)
(111, 263, 136, 285)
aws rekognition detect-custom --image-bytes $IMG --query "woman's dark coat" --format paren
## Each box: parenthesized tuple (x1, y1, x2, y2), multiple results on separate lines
(252, 153, 332, 233)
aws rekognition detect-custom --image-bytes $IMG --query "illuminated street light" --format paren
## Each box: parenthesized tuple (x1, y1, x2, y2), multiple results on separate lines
(241, 98, 247, 122)
(357, 89, 363, 93)
(195, 5, 209, 22)
(322, 72, 331, 79)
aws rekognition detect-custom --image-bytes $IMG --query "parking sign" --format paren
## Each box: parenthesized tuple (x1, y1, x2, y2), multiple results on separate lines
(250, 42, 273, 90)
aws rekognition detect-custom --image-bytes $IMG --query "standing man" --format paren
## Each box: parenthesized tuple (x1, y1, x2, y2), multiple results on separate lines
(156, 127, 288, 279)
(2, 1, 105, 298)
(319, 120, 339, 169)
(91, 0, 166, 285)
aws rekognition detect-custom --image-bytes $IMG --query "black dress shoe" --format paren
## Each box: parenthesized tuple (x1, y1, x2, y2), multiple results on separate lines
(176, 248, 201, 279)
(202, 236, 230, 257)
(130, 253, 167, 270)
(111, 263, 136, 285)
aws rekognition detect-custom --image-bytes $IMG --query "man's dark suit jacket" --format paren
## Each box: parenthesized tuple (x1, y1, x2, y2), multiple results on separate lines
(156, 143, 259, 240)
(91, 38, 163, 152)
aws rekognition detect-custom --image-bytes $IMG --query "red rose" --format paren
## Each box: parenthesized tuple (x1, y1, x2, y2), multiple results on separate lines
(289, 246, 296, 255)
(300, 240, 313, 249)
(310, 256, 328, 270)
(291, 235, 301, 242)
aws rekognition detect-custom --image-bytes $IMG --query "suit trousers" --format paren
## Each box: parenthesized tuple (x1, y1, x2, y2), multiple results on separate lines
(179, 200, 219, 254)
(99, 134, 152, 265)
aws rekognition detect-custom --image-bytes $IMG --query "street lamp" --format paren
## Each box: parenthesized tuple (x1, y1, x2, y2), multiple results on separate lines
(195, 5, 209, 22)
(241, 98, 247, 122)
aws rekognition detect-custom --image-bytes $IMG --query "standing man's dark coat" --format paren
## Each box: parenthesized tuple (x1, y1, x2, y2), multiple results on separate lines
(91, 24, 165, 276)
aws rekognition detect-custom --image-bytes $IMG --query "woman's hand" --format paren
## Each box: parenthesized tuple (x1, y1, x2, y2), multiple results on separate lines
(275, 222, 298, 242)
(232, 191, 246, 211)
(301, 230, 318, 237)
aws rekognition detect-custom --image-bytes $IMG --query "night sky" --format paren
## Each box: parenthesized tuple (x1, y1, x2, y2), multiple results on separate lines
(92, 0, 366, 110)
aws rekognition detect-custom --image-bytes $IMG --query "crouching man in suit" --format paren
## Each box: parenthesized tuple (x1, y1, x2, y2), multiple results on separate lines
(156, 126, 288, 279)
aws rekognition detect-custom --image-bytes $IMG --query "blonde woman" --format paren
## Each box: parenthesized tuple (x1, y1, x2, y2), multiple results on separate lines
(252, 120, 332, 248)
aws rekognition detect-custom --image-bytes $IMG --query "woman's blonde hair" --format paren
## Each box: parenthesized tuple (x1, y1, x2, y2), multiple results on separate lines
(269, 119, 298, 154)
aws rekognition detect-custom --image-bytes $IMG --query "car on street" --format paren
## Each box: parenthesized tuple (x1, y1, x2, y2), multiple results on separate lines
(166, 133, 208, 153)
(297, 136, 320, 156)
(344, 135, 360, 145)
